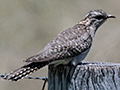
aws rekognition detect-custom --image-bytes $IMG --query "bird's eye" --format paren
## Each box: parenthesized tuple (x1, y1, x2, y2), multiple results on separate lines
(94, 15, 105, 20)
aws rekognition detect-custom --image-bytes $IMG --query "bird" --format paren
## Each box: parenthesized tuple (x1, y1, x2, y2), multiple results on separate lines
(2, 9, 115, 81)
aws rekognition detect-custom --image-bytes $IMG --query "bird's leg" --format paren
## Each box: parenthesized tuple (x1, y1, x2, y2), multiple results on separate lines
(77, 62, 83, 65)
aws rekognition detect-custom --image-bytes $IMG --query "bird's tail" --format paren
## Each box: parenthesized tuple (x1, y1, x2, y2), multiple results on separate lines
(3, 62, 48, 81)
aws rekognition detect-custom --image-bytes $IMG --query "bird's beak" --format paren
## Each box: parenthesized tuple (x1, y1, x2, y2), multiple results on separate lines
(107, 15, 116, 18)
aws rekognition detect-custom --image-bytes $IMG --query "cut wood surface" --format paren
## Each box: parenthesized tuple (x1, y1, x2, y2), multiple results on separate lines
(48, 61, 120, 90)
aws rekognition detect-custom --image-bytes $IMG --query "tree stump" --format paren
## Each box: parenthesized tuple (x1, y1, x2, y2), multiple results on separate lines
(48, 61, 120, 90)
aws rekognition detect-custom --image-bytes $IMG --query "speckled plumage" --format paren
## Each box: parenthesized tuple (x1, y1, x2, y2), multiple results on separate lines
(26, 24, 93, 63)
(3, 9, 115, 81)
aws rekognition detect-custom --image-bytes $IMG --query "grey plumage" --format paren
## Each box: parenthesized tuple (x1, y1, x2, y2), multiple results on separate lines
(3, 9, 115, 81)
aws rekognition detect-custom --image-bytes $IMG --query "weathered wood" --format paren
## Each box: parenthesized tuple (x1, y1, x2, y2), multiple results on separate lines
(48, 61, 120, 90)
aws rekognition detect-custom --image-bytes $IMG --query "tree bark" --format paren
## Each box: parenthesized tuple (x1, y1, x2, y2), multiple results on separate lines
(48, 61, 120, 90)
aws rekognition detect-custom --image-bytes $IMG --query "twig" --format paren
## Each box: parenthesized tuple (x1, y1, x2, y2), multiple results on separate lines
(1, 74, 48, 90)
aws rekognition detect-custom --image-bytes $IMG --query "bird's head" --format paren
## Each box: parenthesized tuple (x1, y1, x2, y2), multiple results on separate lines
(80, 9, 115, 29)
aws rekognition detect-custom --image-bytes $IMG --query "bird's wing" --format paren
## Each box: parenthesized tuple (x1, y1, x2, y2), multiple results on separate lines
(24, 24, 93, 63)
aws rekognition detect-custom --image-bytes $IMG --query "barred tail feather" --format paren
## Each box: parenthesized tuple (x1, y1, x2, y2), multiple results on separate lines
(3, 62, 48, 81)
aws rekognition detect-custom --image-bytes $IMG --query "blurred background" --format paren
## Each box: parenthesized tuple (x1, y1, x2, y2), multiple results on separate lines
(0, 0, 120, 90)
